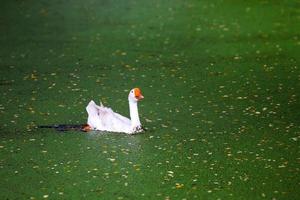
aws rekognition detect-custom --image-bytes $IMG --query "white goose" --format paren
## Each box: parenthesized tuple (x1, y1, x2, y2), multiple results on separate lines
(84, 88, 144, 134)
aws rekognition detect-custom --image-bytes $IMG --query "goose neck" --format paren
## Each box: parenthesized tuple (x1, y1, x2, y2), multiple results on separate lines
(129, 100, 141, 127)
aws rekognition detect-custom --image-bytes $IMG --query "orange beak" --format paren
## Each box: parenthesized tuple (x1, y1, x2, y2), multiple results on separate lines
(136, 94, 144, 100)
(134, 88, 144, 100)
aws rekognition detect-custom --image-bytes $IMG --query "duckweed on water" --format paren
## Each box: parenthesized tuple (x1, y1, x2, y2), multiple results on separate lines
(1, 0, 300, 199)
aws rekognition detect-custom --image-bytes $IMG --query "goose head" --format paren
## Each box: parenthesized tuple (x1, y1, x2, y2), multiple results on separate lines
(128, 88, 144, 102)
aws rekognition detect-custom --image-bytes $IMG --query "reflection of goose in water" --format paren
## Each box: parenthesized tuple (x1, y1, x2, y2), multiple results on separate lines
(84, 88, 144, 134)
(38, 124, 87, 132)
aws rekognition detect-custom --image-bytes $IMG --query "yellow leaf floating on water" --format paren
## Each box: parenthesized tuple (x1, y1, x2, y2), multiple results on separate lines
(31, 73, 38, 81)
(145, 118, 152, 123)
(175, 183, 184, 189)
(161, 124, 168, 128)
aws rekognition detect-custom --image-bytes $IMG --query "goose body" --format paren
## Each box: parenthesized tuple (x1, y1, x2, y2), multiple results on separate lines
(85, 88, 144, 134)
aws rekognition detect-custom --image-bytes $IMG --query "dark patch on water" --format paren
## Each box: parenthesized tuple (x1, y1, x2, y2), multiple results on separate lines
(38, 124, 87, 132)
(38, 124, 148, 134)
(0, 80, 13, 86)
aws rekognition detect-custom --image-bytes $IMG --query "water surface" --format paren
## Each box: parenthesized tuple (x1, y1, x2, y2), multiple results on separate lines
(0, 0, 299, 199)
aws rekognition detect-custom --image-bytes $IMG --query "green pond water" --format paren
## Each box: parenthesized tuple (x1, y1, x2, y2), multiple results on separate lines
(1, 0, 300, 199)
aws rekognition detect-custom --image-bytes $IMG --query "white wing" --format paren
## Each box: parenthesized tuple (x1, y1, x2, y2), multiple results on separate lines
(86, 100, 131, 133)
